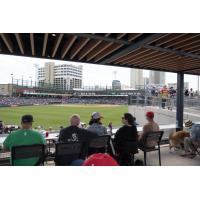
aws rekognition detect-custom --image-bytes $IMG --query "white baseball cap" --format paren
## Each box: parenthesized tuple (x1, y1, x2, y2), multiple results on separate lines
(92, 112, 103, 119)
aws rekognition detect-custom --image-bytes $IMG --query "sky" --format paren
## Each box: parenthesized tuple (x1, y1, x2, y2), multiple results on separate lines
(0, 54, 199, 90)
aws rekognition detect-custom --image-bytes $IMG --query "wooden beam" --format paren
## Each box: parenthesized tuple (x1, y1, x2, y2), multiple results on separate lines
(152, 33, 185, 46)
(94, 43, 123, 62)
(117, 33, 127, 39)
(30, 33, 35, 56)
(121, 50, 157, 65)
(78, 40, 102, 60)
(66, 33, 130, 45)
(144, 44, 200, 60)
(52, 33, 64, 58)
(61, 36, 77, 59)
(0, 33, 13, 53)
(70, 38, 90, 59)
(86, 42, 113, 61)
(128, 33, 143, 41)
(42, 33, 48, 57)
(15, 33, 25, 54)
(114, 48, 148, 64)
(124, 51, 167, 65)
(164, 34, 200, 49)
(100, 34, 163, 64)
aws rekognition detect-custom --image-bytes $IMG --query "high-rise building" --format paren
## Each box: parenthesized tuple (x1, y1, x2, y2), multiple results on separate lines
(112, 80, 121, 90)
(130, 69, 144, 89)
(37, 62, 83, 89)
(149, 71, 165, 85)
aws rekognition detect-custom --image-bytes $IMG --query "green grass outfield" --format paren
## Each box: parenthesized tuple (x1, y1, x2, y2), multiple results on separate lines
(0, 104, 128, 129)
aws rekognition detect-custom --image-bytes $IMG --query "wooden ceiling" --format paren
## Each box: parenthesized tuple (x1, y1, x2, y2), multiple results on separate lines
(0, 33, 200, 75)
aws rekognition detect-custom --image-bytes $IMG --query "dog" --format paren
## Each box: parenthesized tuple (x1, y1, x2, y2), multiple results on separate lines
(169, 131, 190, 151)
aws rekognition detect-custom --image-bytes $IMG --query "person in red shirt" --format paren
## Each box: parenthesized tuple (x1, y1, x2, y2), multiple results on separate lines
(160, 85, 169, 109)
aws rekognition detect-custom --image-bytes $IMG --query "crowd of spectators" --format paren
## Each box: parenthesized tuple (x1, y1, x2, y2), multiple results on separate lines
(0, 96, 128, 106)
(65, 97, 128, 105)
(0, 97, 62, 106)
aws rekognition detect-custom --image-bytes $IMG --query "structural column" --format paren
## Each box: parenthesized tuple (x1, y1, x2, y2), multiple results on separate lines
(176, 72, 184, 131)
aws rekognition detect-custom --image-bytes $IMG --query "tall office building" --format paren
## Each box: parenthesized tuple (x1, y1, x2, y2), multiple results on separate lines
(149, 71, 166, 85)
(112, 80, 121, 90)
(130, 69, 144, 89)
(37, 62, 83, 89)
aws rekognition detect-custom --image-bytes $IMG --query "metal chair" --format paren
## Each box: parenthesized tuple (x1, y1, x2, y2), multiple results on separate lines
(139, 131, 164, 166)
(11, 144, 46, 166)
(88, 135, 111, 155)
(55, 142, 85, 166)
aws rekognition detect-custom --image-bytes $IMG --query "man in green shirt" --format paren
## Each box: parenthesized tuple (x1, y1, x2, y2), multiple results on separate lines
(3, 115, 46, 166)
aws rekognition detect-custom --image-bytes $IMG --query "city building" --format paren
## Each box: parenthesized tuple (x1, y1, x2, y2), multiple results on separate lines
(0, 84, 13, 96)
(37, 62, 83, 90)
(149, 71, 166, 85)
(112, 80, 121, 90)
(130, 69, 144, 89)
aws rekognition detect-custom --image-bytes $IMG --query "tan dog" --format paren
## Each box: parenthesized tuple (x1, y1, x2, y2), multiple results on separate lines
(169, 131, 190, 150)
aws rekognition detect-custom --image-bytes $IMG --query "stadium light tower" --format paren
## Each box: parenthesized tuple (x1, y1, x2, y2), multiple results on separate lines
(33, 63, 39, 87)
(113, 70, 117, 80)
(10, 73, 13, 97)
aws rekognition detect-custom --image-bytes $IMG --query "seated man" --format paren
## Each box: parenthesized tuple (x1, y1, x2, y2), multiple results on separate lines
(139, 111, 160, 147)
(3, 115, 46, 166)
(183, 123, 200, 158)
(57, 114, 97, 165)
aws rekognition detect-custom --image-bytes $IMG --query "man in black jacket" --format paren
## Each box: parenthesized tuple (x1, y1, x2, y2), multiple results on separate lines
(114, 113, 138, 166)
(56, 114, 97, 165)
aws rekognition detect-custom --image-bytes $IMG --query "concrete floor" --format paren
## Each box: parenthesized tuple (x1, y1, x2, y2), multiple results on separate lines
(44, 145, 200, 166)
(134, 145, 200, 166)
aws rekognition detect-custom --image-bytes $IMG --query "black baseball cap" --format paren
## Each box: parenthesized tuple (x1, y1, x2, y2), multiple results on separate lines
(21, 115, 34, 123)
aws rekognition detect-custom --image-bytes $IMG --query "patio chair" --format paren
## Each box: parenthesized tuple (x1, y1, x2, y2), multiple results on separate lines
(88, 135, 110, 155)
(11, 144, 46, 166)
(139, 131, 164, 166)
(55, 142, 85, 166)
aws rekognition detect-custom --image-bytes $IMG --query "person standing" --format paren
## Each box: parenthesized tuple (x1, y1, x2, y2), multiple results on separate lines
(114, 113, 138, 166)
(160, 85, 169, 109)
(3, 115, 46, 166)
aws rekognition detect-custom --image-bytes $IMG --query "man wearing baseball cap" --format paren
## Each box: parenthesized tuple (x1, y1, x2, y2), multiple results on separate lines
(139, 111, 160, 147)
(3, 114, 46, 166)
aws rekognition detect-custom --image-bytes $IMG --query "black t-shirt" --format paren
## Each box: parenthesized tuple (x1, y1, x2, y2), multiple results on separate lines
(56, 126, 97, 165)
(114, 125, 138, 152)
(58, 125, 97, 143)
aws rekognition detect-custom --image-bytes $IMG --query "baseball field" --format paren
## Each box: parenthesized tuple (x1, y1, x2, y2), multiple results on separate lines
(0, 104, 128, 129)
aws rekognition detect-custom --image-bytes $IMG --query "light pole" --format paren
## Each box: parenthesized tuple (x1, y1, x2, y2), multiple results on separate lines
(10, 73, 14, 97)
(29, 76, 32, 87)
(22, 75, 24, 86)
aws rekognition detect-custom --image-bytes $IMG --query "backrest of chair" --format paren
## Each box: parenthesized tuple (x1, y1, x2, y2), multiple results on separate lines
(143, 131, 164, 147)
(55, 142, 83, 156)
(11, 144, 45, 165)
(89, 135, 110, 149)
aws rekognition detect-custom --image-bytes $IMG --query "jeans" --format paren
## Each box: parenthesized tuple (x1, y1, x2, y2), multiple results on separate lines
(184, 137, 197, 153)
